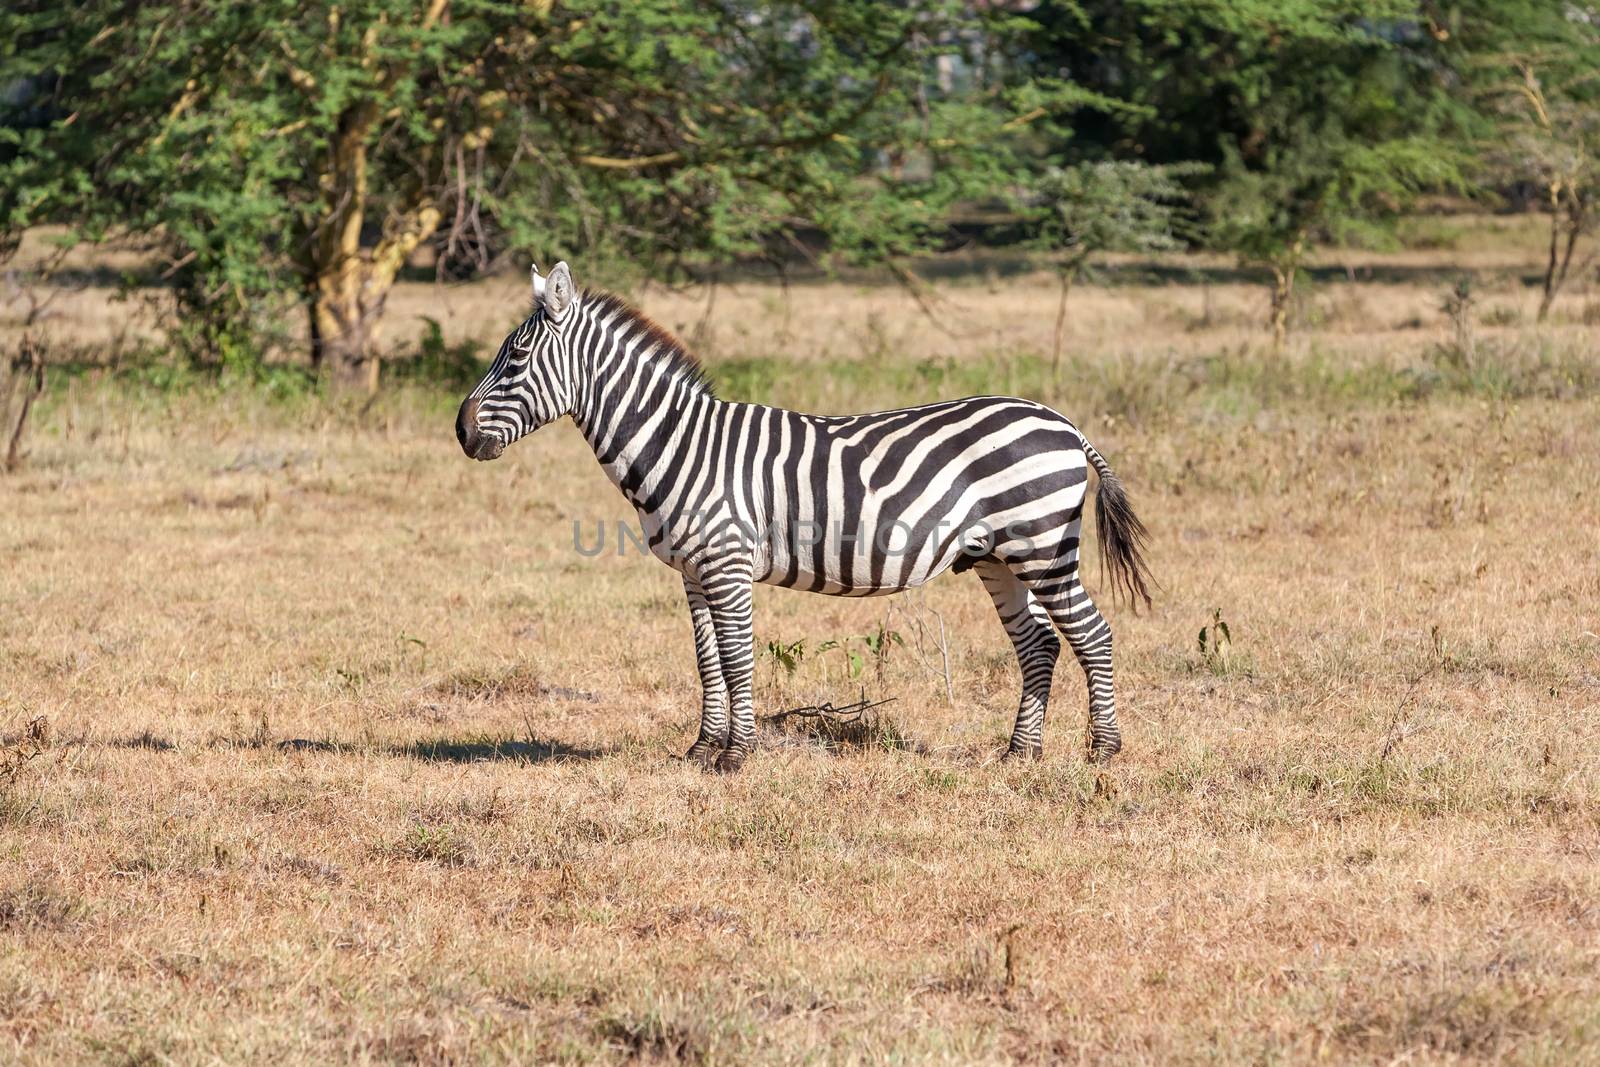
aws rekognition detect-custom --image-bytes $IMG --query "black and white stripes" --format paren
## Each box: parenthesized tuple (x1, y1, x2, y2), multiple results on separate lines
(457, 261, 1153, 772)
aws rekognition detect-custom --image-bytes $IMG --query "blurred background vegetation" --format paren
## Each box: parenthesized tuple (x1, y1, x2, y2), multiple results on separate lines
(1, 0, 1597, 395)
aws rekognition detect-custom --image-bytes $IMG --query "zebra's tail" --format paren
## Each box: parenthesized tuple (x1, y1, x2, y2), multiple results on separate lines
(1083, 438, 1154, 612)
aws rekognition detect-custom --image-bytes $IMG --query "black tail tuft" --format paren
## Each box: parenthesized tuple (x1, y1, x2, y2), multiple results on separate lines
(1093, 461, 1154, 612)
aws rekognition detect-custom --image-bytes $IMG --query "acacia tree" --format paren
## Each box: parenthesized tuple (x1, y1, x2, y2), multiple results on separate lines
(1196, 16, 1467, 350)
(1209, 118, 1458, 350)
(1, 0, 1008, 390)
(1022, 1, 1468, 350)
(1507, 60, 1600, 322)
(1027, 160, 1197, 374)
(1455, 1, 1600, 321)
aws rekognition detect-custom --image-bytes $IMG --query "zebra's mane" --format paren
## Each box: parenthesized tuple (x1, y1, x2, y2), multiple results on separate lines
(585, 290, 717, 399)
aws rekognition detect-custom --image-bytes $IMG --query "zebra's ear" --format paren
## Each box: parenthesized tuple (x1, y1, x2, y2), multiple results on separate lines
(544, 261, 575, 321)
(530, 262, 546, 304)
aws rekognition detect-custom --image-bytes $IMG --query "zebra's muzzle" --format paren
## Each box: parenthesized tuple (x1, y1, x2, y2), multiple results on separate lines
(455, 396, 505, 461)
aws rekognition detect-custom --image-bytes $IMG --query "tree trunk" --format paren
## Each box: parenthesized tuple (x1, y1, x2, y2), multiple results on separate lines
(1269, 266, 1293, 354)
(1538, 187, 1562, 323)
(303, 103, 441, 394)
(1268, 234, 1306, 354)
(1051, 269, 1073, 380)
(309, 282, 383, 394)
(1537, 188, 1584, 324)
(4, 339, 46, 473)
(305, 231, 437, 394)
(1536, 182, 1570, 322)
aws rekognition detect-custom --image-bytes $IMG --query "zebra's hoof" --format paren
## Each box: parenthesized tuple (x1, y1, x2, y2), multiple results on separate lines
(713, 746, 750, 775)
(1003, 743, 1043, 762)
(684, 739, 722, 768)
(1086, 737, 1122, 764)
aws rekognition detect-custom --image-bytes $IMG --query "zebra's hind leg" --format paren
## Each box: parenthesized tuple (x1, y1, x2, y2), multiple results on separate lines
(698, 563, 757, 774)
(682, 575, 729, 768)
(975, 559, 1060, 760)
(1031, 569, 1121, 762)
(1022, 513, 1123, 762)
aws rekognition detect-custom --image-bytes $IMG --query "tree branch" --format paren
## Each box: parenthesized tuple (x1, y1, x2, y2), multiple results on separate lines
(574, 150, 685, 170)
(370, 202, 444, 289)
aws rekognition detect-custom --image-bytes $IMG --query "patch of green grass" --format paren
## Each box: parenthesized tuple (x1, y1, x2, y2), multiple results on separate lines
(386, 823, 474, 868)
(712, 337, 1600, 429)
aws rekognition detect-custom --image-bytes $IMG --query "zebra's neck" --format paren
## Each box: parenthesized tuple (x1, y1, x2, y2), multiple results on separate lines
(567, 292, 720, 503)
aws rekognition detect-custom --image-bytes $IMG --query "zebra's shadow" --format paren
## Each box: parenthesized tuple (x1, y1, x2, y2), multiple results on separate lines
(393, 736, 606, 764)
(274, 736, 606, 764)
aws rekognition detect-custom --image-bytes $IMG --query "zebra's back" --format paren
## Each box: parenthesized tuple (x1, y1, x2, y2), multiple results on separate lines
(715, 395, 1091, 595)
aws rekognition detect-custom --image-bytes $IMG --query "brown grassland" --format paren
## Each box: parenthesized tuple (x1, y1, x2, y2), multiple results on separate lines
(1, 216, 1598, 1063)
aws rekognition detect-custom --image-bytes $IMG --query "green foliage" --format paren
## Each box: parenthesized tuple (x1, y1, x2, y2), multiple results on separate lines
(0, 0, 1550, 374)
(1028, 160, 1203, 274)
(813, 639, 865, 680)
(817, 627, 904, 681)
(1021, 2, 1471, 342)
(860, 623, 905, 679)
(0, 0, 1054, 374)
(1189, 11, 1469, 278)
(390, 319, 484, 390)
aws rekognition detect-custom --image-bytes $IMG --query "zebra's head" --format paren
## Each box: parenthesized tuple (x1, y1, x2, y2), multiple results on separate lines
(456, 261, 579, 462)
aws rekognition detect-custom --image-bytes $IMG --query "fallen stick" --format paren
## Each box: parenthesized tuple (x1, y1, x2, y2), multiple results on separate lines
(760, 690, 897, 726)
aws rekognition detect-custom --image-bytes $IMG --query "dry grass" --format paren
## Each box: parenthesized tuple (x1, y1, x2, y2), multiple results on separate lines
(1, 222, 1598, 1063)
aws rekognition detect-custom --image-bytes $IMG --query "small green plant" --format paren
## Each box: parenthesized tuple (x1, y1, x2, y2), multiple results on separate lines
(1197, 608, 1234, 674)
(816, 627, 905, 680)
(814, 638, 863, 678)
(763, 639, 807, 677)
(765, 627, 905, 690)
(861, 624, 905, 681)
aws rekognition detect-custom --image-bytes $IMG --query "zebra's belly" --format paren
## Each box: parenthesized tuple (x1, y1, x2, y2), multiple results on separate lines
(756, 520, 972, 596)
(754, 556, 929, 597)
(632, 498, 957, 593)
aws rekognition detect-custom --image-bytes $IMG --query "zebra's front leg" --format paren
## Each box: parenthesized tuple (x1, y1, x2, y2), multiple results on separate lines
(682, 575, 729, 768)
(699, 564, 756, 774)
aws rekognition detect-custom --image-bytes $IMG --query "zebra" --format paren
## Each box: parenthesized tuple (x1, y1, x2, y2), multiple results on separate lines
(456, 261, 1153, 773)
